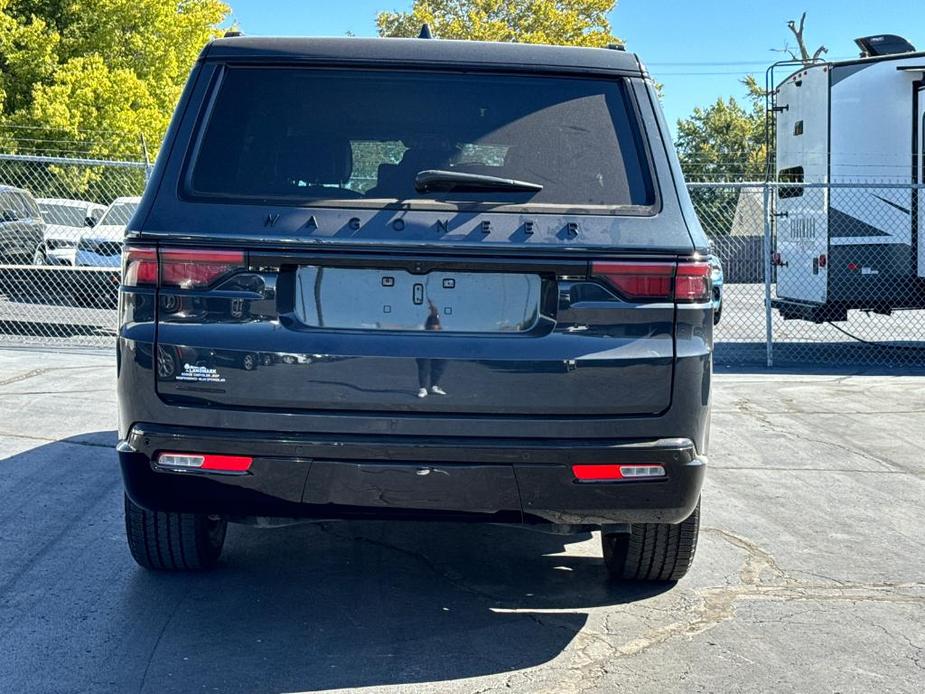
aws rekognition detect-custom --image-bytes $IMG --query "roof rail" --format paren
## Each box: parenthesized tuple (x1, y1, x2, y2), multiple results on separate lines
(224, 30, 243, 38)
(607, 43, 625, 51)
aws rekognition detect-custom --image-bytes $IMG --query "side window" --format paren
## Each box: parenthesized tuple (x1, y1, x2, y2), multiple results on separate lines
(778, 166, 805, 199)
(348, 141, 408, 193)
(0, 192, 13, 222)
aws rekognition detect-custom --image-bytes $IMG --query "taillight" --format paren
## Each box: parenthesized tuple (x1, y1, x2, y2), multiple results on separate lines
(121, 246, 245, 289)
(591, 261, 711, 302)
(590, 262, 673, 300)
(161, 249, 245, 289)
(123, 246, 157, 287)
(674, 262, 712, 302)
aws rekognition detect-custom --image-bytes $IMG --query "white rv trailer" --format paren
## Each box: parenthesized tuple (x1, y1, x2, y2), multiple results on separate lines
(773, 34, 925, 322)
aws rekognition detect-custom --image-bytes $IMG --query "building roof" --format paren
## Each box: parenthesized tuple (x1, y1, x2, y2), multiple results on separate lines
(203, 36, 644, 76)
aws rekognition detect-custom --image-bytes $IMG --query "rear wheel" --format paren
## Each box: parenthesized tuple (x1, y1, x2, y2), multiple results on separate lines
(124, 494, 227, 571)
(601, 500, 700, 581)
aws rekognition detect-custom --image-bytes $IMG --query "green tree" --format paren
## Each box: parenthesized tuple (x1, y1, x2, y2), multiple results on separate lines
(675, 75, 767, 184)
(377, 0, 621, 47)
(0, 0, 229, 161)
(675, 76, 767, 237)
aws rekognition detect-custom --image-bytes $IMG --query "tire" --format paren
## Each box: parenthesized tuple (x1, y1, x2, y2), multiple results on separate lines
(601, 500, 700, 582)
(713, 306, 722, 326)
(124, 494, 227, 571)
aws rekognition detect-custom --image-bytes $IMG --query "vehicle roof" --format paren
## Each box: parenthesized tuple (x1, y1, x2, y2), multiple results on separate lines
(203, 36, 644, 76)
(37, 198, 102, 207)
(107, 196, 142, 205)
(0, 184, 31, 195)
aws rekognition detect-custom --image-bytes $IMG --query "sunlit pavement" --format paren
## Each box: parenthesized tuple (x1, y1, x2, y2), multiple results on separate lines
(0, 347, 922, 693)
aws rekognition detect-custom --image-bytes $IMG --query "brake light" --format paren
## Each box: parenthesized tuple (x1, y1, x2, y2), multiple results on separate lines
(157, 452, 253, 472)
(121, 247, 246, 289)
(161, 249, 245, 289)
(572, 464, 666, 481)
(591, 261, 711, 302)
(123, 246, 157, 287)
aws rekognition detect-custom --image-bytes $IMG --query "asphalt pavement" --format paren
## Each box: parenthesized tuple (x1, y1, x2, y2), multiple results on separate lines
(0, 347, 923, 693)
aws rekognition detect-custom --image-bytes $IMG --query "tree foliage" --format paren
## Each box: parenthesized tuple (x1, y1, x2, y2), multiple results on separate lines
(675, 76, 767, 237)
(377, 0, 621, 47)
(0, 0, 229, 160)
(675, 75, 767, 183)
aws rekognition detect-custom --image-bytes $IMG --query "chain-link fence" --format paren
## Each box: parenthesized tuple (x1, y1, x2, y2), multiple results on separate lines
(693, 181, 925, 368)
(0, 153, 147, 346)
(1, 151, 923, 368)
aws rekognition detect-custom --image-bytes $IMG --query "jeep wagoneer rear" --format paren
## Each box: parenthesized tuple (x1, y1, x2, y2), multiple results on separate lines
(117, 36, 712, 580)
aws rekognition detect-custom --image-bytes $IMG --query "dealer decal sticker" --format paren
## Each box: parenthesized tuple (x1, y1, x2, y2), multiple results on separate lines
(177, 363, 226, 384)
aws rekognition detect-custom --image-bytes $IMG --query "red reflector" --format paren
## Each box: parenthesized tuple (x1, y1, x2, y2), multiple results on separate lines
(161, 249, 245, 289)
(201, 454, 253, 472)
(123, 246, 157, 287)
(847, 262, 859, 271)
(572, 464, 666, 481)
(818, 254, 827, 268)
(591, 262, 673, 300)
(157, 452, 253, 472)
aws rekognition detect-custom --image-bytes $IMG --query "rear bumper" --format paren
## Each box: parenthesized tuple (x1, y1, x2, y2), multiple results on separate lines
(119, 424, 706, 526)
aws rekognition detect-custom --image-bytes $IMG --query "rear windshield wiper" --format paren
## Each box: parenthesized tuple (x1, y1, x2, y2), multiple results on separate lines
(414, 169, 544, 194)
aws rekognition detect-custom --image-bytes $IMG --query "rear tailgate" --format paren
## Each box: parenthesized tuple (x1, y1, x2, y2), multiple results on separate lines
(148, 248, 682, 417)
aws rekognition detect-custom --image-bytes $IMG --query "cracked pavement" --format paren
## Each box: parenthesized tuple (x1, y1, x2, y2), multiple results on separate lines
(0, 348, 923, 693)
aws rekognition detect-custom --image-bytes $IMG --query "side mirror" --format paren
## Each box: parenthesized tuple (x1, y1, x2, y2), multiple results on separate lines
(85, 216, 97, 228)
(1, 209, 18, 223)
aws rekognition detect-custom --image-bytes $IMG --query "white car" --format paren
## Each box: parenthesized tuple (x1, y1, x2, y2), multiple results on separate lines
(34, 198, 107, 266)
(64, 196, 140, 267)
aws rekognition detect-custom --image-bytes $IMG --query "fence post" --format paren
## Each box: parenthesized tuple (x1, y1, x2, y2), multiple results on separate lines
(762, 183, 774, 367)
(140, 134, 152, 183)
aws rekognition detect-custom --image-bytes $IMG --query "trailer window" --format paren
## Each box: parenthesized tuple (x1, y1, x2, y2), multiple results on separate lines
(778, 167, 804, 199)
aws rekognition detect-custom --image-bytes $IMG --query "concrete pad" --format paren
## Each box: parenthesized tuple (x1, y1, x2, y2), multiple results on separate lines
(0, 347, 922, 693)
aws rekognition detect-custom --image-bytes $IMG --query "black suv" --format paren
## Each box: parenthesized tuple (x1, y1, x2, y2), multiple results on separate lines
(117, 36, 712, 581)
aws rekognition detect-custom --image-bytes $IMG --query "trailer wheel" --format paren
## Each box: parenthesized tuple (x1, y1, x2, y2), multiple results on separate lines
(124, 494, 227, 571)
(601, 500, 700, 581)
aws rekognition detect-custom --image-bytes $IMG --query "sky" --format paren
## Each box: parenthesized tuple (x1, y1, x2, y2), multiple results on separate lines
(226, 0, 925, 136)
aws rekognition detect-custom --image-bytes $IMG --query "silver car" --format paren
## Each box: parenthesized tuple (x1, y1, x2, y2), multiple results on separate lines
(34, 198, 107, 265)
(60, 196, 139, 267)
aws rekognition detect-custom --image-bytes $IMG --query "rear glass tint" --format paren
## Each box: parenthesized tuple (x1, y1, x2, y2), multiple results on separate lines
(188, 67, 654, 210)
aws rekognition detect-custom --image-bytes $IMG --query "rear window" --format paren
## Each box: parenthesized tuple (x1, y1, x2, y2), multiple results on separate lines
(39, 203, 87, 227)
(187, 67, 655, 211)
(99, 202, 138, 226)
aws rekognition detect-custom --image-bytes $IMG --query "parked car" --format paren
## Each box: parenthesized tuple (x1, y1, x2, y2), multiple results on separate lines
(33, 198, 107, 266)
(0, 185, 44, 263)
(70, 196, 140, 267)
(709, 253, 724, 325)
(118, 35, 713, 580)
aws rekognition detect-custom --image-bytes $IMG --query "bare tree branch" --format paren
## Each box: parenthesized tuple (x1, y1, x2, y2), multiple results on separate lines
(784, 12, 825, 65)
